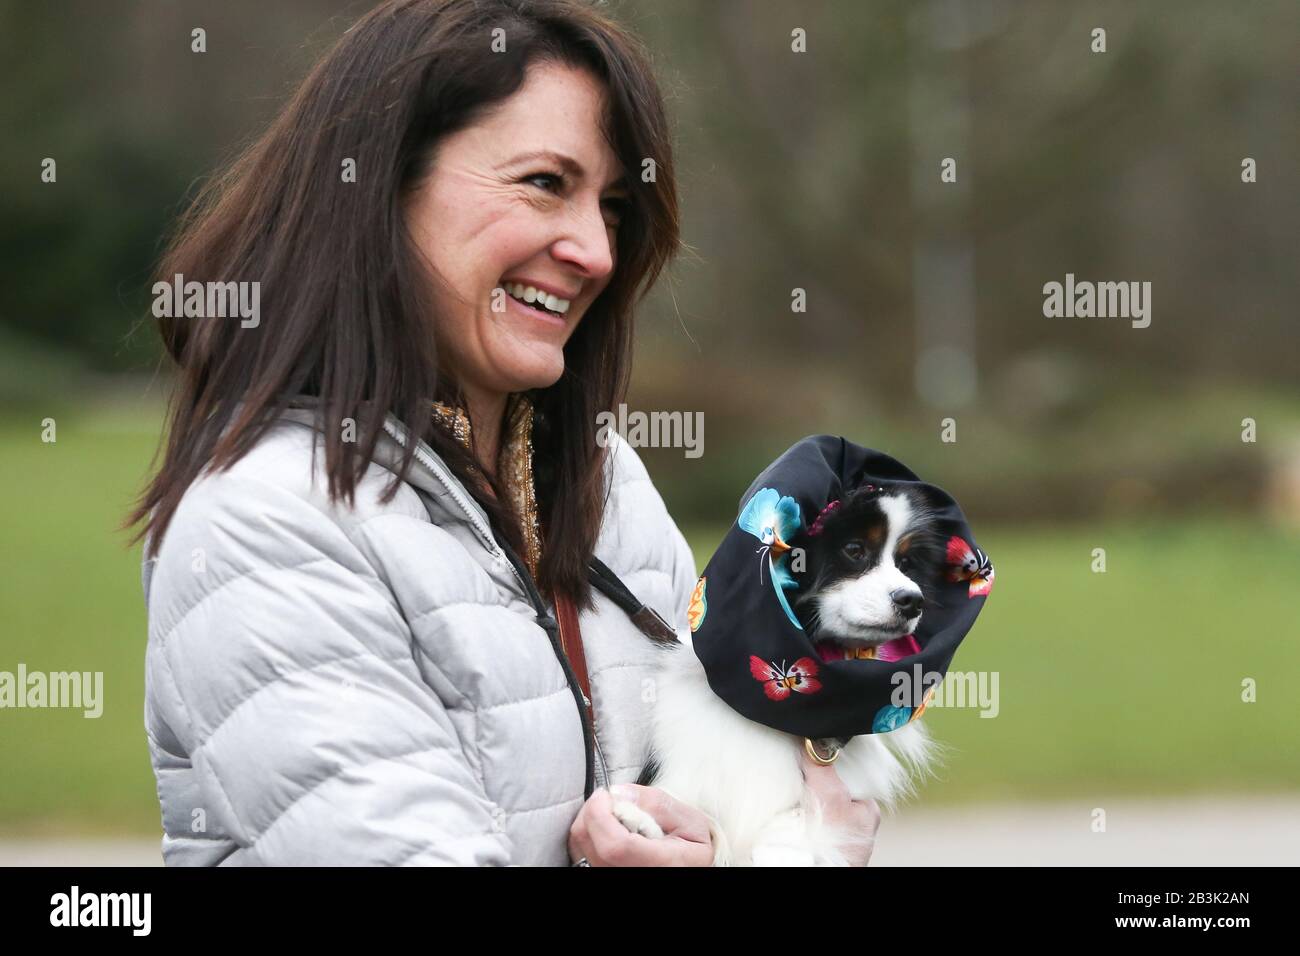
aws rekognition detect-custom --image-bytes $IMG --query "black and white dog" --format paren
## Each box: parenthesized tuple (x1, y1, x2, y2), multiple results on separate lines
(615, 482, 948, 865)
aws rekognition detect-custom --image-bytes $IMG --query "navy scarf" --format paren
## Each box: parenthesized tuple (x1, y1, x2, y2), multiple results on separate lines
(687, 435, 994, 741)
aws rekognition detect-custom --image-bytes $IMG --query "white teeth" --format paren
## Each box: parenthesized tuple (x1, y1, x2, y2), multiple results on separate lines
(501, 282, 571, 315)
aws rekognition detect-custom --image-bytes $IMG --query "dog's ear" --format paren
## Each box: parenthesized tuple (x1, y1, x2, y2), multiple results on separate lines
(845, 481, 882, 502)
(909, 482, 949, 515)
(844, 481, 900, 514)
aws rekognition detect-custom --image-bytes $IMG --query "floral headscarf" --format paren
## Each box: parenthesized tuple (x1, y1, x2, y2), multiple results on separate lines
(687, 435, 994, 740)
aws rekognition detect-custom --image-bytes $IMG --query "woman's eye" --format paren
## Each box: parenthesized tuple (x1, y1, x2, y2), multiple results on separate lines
(523, 172, 564, 193)
(601, 197, 629, 228)
(843, 542, 865, 560)
(523, 174, 624, 228)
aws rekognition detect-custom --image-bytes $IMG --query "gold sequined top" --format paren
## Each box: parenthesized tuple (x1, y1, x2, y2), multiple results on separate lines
(431, 395, 543, 582)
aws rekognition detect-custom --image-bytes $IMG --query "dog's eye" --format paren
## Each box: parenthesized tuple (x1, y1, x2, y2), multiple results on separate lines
(898, 555, 913, 573)
(843, 541, 865, 560)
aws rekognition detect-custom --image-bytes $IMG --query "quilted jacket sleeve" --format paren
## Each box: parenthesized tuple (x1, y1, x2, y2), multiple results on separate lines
(145, 470, 513, 866)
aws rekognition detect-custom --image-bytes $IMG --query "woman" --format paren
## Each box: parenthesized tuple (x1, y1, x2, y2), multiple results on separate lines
(129, 0, 879, 866)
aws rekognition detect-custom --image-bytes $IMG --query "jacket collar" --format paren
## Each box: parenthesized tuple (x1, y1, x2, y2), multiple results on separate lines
(275, 397, 501, 559)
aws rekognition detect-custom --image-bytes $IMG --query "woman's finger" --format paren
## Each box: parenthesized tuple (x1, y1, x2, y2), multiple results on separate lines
(799, 749, 851, 799)
(568, 800, 594, 863)
(584, 788, 644, 865)
(569, 790, 623, 864)
(860, 798, 883, 834)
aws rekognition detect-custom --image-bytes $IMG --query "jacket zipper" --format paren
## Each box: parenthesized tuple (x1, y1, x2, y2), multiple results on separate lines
(384, 415, 600, 799)
(380, 416, 529, 596)
(495, 537, 600, 800)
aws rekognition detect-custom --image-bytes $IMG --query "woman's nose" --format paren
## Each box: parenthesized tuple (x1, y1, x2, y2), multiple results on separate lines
(552, 201, 614, 280)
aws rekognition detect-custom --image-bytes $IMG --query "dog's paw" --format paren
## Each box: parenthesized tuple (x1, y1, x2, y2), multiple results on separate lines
(611, 799, 665, 839)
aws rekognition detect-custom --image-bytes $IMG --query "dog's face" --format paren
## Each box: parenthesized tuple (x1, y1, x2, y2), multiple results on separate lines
(791, 484, 945, 647)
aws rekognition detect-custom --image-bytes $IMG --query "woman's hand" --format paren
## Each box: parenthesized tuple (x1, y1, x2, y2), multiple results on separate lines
(568, 784, 715, 866)
(800, 749, 883, 866)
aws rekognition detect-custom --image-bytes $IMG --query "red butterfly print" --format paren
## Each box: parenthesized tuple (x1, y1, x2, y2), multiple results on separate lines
(946, 535, 995, 597)
(749, 655, 823, 700)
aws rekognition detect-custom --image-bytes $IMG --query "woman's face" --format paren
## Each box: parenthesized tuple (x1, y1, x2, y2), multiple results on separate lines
(405, 60, 628, 398)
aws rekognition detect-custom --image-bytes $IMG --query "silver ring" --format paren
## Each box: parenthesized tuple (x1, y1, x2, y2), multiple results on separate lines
(573, 857, 591, 867)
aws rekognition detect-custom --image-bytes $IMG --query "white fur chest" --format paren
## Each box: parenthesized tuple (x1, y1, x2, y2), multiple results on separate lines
(642, 638, 934, 865)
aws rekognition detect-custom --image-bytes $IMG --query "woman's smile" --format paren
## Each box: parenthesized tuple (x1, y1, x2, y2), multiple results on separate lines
(499, 284, 570, 329)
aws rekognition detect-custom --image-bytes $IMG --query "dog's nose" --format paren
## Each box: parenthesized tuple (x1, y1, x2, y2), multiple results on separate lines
(890, 588, 924, 616)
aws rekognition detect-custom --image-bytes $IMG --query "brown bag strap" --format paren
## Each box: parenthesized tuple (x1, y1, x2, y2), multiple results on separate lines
(553, 590, 593, 726)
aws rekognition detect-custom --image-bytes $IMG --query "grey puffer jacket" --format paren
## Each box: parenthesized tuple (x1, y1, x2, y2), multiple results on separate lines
(141, 404, 696, 865)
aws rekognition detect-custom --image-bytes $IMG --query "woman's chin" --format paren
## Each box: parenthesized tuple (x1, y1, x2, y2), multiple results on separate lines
(490, 352, 567, 392)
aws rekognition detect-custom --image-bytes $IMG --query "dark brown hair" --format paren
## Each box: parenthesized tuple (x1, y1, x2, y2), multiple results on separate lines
(125, 0, 680, 608)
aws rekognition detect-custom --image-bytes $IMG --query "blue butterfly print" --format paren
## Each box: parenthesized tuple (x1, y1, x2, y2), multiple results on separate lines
(737, 487, 803, 630)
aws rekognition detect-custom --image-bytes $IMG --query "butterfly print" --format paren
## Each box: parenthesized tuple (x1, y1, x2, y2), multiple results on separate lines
(749, 655, 823, 701)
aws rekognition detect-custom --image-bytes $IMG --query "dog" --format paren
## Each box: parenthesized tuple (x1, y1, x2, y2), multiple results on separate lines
(613, 481, 950, 865)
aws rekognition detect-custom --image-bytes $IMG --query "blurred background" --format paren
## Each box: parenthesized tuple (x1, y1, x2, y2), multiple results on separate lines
(1, 0, 1297, 864)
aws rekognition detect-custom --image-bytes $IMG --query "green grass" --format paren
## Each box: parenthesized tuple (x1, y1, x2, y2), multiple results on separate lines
(1, 407, 1297, 835)
(0, 405, 165, 835)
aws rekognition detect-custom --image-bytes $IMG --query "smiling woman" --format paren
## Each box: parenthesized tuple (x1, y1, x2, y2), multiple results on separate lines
(123, 0, 713, 867)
